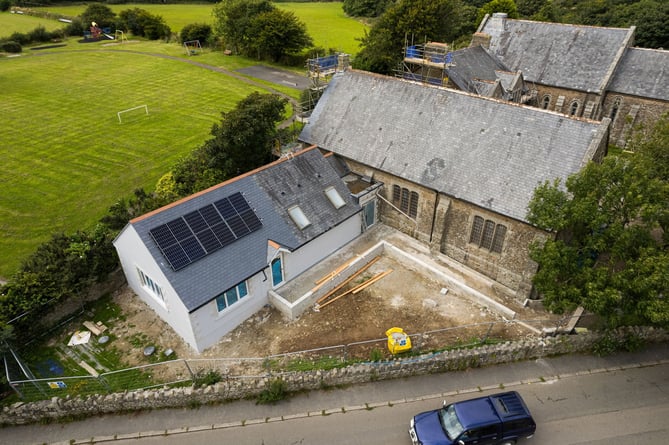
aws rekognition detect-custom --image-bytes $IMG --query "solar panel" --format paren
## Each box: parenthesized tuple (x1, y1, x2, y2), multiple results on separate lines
(214, 197, 236, 219)
(199, 204, 223, 226)
(197, 227, 222, 253)
(149, 192, 262, 271)
(183, 210, 208, 234)
(149, 224, 176, 248)
(227, 213, 250, 238)
(167, 218, 192, 240)
(163, 243, 190, 271)
(211, 222, 236, 247)
(180, 236, 206, 261)
(239, 209, 263, 231)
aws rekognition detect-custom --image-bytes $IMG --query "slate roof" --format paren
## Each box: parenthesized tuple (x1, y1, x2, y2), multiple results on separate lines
(608, 48, 669, 101)
(128, 147, 361, 312)
(446, 45, 509, 93)
(480, 16, 633, 93)
(299, 70, 608, 224)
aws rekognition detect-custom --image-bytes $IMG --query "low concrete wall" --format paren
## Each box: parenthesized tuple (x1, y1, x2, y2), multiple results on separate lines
(271, 241, 386, 319)
(384, 243, 516, 319)
(2, 327, 666, 426)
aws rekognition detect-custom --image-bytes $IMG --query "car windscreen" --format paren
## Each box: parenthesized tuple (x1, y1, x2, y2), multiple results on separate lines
(440, 405, 464, 440)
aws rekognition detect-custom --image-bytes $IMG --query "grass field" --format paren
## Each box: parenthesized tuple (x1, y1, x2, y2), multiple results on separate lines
(0, 46, 297, 278)
(0, 11, 65, 35)
(27, 3, 367, 54)
(0, 3, 365, 279)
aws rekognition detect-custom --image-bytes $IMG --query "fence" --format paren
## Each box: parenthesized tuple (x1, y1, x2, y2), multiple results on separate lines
(6, 314, 585, 402)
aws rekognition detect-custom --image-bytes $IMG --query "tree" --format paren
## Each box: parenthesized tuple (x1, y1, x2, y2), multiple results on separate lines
(353, 0, 473, 75)
(477, 0, 519, 23)
(180, 23, 212, 45)
(212, 0, 274, 54)
(526, 114, 669, 327)
(118, 8, 170, 40)
(172, 93, 288, 195)
(343, 0, 393, 18)
(80, 4, 116, 30)
(247, 9, 313, 62)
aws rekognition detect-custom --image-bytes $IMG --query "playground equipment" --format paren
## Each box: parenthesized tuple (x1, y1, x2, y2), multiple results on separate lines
(114, 30, 128, 44)
(183, 40, 202, 56)
(84, 22, 115, 41)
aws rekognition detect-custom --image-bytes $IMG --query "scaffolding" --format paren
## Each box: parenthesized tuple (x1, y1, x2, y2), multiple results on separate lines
(396, 40, 454, 87)
(299, 53, 350, 120)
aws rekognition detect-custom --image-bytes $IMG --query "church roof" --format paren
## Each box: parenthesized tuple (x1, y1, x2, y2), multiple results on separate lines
(300, 70, 609, 224)
(446, 45, 509, 93)
(479, 15, 633, 94)
(608, 47, 669, 101)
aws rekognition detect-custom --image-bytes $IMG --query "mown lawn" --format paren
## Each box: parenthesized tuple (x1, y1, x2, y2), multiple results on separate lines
(30, 2, 367, 54)
(0, 10, 66, 35)
(0, 48, 279, 278)
(0, 3, 364, 279)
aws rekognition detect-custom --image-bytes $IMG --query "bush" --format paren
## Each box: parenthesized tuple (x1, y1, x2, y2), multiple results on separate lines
(0, 0, 10, 13)
(8, 31, 29, 46)
(192, 369, 222, 388)
(65, 18, 85, 37)
(180, 23, 212, 45)
(592, 331, 646, 356)
(1, 41, 22, 53)
(256, 378, 289, 404)
(27, 26, 52, 43)
(118, 8, 171, 40)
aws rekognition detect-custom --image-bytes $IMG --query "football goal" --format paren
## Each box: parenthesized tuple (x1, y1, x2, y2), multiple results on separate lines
(117, 105, 149, 123)
(183, 40, 202, 56)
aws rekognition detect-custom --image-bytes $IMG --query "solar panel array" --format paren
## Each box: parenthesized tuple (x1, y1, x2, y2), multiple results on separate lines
(149, 192, 262, 271)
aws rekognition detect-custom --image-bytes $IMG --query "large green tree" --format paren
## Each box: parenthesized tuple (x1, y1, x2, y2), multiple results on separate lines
(527, 114, 669, 327)
(343, 0, 393, 18)
(248, 9, 313, 62)
(477, 0, 519, 23)
(213, 0, 312, 61)
(80, 4, 116, 30)
(353, 0, 474, 75)
(172, 93, 288, 196)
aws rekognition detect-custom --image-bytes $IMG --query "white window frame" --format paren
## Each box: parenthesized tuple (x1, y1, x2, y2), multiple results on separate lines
(288, 205, 311, 229)
(136, 267, 166, 307)
(324, 186, 346, 209)
(216, 281, 248, 313)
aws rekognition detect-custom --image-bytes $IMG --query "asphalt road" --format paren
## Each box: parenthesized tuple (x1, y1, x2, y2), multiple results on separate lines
(5, 342, 668, 445)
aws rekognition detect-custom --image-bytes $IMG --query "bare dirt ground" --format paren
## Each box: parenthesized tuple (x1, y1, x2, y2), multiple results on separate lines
(107, 250, 551, 369)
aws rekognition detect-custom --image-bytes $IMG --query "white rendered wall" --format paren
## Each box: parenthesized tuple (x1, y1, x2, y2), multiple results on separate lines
(280, 214, 363, 282)
(113, 226, 198, 351)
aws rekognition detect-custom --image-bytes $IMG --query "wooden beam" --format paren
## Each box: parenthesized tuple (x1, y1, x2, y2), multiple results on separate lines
(318, 268, 392, 310)
(314, 255, 359, 285)
(352, 269, 393, 294)
(315, 256, 380, 305)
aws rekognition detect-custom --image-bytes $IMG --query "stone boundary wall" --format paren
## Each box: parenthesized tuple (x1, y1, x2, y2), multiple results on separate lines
(2, 327, 667, 426)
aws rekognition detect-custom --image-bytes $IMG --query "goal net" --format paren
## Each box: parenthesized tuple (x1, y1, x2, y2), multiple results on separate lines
(117, 105, 149, 123)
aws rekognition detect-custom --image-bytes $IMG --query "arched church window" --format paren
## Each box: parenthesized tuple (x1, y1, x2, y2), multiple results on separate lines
(569, 100, 580, 116)
(541, 95, 551, 109)
(610, 96, 622, 122)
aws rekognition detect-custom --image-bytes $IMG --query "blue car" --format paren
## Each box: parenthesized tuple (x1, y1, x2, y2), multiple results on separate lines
(409, 391, 536, 445)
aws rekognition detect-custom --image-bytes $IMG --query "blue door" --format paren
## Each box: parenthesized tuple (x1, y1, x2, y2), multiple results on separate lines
(363, 200, 376, 229)
(271, 257, 283, 287)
